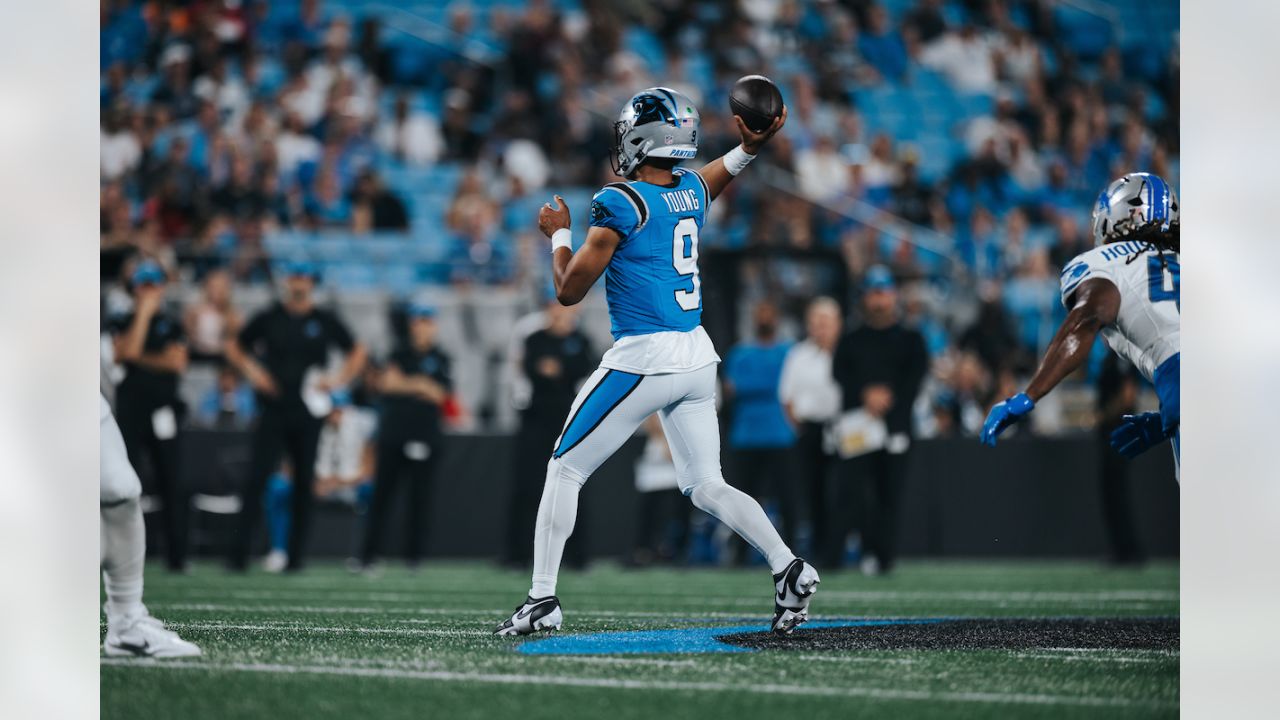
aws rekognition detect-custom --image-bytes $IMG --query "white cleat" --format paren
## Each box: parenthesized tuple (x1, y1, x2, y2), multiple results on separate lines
(103, 608, 202, 659)
(263, 549, 288, 574)
(494, 596, 563, 636)
(771, 558, 820, 636)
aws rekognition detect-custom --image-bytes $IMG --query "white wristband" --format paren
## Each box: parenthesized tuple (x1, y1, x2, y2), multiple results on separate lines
(724, 145, 757, 176)
(550, 228, 572, 253)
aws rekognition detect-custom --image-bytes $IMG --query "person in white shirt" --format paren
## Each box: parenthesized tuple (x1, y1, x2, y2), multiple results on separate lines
(795, 135, 850, 202)
(920, 25, 997, 95)
(778, 297, 842, 558)
(374, 94, 443, 166)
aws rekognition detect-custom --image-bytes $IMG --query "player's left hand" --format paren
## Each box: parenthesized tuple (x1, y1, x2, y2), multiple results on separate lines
(1109, 412, 1168, 459)
(980, 392, 1035, 447)
(538, 194, 571, 238)
(736, 105, 787, 154)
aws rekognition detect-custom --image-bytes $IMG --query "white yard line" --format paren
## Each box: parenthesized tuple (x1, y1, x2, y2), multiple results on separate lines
(1007, 652, 1171, 664)
(99, 658, 1174, 711)
(151, 603, 763, 620)
(159, 620, 490, 638)
(789, 654, 918, 666)
(164, 587, 1177, 605)
(816, 590, 1178, 602)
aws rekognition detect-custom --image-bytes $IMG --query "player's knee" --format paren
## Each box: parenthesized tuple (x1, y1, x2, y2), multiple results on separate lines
(546, 457, 589, 489)
(679, 470, 725, 498)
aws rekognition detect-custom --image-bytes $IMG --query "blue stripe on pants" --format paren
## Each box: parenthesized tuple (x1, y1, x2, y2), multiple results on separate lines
(553, 370, 644, 459)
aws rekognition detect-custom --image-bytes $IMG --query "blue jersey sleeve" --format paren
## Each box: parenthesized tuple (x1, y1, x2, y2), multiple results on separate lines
(589, 186, 640, 238)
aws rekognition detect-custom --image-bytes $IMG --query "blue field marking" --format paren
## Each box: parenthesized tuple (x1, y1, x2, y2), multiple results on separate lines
(517, 619, 948, 655)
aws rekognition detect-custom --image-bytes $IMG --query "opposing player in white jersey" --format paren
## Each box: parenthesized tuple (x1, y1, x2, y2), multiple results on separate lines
(101, 393, 202, 657)
(981, 172, 1180, 475)
(495, 88, 820, 637)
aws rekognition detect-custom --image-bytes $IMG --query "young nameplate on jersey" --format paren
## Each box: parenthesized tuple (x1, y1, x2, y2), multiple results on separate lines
(980, 172, 1181, 476)
(496, 86, 821, 638)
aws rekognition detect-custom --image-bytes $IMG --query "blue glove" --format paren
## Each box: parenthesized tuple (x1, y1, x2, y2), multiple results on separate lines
(1109, 412, 1169, 459)
(980, 392, 1035, 447)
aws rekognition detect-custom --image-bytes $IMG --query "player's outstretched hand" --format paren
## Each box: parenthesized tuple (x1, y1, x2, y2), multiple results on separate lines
(980, 392, 1035, 448)
(1109, 412, 1168, 459)
(538, 194, 571, 239)
(736, 105, 787, 154)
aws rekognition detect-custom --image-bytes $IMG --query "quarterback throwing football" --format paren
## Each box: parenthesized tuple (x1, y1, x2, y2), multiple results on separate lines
(496, 88, 819, 637)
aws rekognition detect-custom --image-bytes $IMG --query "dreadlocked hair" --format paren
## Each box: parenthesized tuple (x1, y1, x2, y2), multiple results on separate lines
(1123, 222, 1180, 269)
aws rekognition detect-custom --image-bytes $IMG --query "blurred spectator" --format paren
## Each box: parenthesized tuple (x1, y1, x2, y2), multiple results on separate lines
(1095, 353, 1146, 566)
(723, 300, 798, 557)
(101, 106, 141, 181)
(959, 291, 1025, 375)
(779, 297, 843, 556)
(361, 303, 452, 569)
(107, 259, 190, 572)
(795, 135, 850, 202)
(194, 363, 258, 429)
(502, 301, 594, 568)
(903, 0, 948, 44)
(313, 390, 378, 500)
(630, 416, 688, 566)
(350, 170, 408, 232)
(859, 4, 908, 82)
(828, 267, 927, 575)
(374, 94, 443, 166)
(920, 24, 997, 94)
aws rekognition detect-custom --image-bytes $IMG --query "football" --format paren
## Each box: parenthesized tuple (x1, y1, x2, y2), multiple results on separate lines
(729, 74, 784, 133)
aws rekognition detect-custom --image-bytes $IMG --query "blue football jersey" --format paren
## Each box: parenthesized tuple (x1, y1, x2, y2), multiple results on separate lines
(588, 168, 711, 340)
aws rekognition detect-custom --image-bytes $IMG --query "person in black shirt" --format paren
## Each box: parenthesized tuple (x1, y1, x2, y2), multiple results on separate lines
(108, 259, 190, 572)
(502, 301, 593, 568)
(828, 266, 928, 574)
(225, 261, 367, 571)
(1096, 353, 1145, 566)
(360, 302, 452, 568)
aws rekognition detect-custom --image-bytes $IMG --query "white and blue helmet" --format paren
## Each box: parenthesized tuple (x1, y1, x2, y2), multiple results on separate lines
(611, 87, 700, 178)
(1091, 172, 1179, 246)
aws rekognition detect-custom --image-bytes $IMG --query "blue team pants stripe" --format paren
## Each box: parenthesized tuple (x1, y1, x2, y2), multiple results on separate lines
(552, 370, 644, 458)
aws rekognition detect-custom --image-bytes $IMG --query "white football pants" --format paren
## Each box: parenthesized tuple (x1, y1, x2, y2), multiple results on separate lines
(529, 363, 794, 597)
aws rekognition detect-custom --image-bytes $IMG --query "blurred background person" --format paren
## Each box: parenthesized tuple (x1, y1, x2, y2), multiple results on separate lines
(502, 300, 594, 569)
(183, 267, 242, 366)
(107, 259, 190, 573)
(1096, 353, 1146, 566)
(828, 267, 928, 575)
(264, 388, 378, 573)
(226, 261, 367, 572)
(193, 362, 258, 430)
(313, 389, 377, 501)
(779, 297, 843, 558)
(722, 299, 797, 561)
(360, 302, 452, 570)
(630, 416, 687, 567)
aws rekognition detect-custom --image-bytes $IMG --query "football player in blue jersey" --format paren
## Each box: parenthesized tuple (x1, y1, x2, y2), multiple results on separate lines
(496, 88, 820, 637)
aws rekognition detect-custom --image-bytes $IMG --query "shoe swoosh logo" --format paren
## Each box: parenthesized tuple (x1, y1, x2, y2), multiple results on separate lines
(516, 600, 554, 620)
(115, 640, 151, 655)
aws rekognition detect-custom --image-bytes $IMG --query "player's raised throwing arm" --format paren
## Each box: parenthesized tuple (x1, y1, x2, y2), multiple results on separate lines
(539, 194, 621, 306)
(980, 277, 1120, 446)
(698, 106, 787, 201)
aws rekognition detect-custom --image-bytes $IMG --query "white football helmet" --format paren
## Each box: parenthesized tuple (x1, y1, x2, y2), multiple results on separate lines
(611, 87, 700, 177)
(1091, 172, 1179, 246)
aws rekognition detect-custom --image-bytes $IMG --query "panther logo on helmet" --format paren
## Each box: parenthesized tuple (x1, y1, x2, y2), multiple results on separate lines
(611, 87, 701, 177)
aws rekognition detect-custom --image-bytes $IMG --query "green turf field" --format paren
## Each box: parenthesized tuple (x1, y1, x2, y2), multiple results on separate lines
(101, 560, 1178, 719)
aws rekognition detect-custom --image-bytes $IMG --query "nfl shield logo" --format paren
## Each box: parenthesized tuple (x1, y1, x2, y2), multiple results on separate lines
(664, 134, 674, 145)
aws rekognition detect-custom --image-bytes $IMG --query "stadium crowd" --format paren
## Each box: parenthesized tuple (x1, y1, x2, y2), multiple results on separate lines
(99, 0, 1176, 567)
